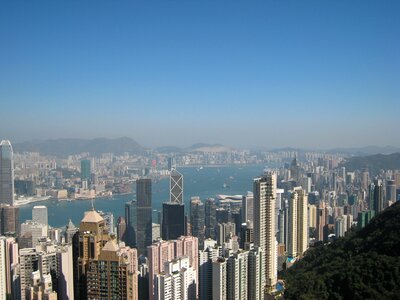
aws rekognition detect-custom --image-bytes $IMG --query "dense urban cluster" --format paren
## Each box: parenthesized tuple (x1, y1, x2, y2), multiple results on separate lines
(0, 139, 399, 299)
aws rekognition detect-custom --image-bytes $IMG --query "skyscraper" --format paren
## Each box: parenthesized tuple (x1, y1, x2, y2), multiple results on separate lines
(0, 204, 19, 235)
(32, 205, 48, 226)
(248, 247, 264, 300)
(86, 239, 138, 300)
(0, 140, 14, 206)
(125, 200, 137, 247)
(373, 179, 384, 213)
(162, 202, 185, 240)
(190, 198, 205, 245)
(205, 198, 217, 239)
(75, 209, 108, 299)
(170, 169, 183, 204)
(212, 258, 227, 300)
(0, 238, 6, 300)
(253, 172, 277, 289)
(242, 192, 254, 223)
(288, 188, 308, 258)
(136, 178, 152, 256)
(80, 159, 91, 183)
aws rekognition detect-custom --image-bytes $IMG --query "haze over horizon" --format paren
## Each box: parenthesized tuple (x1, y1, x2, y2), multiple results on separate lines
(1, 1, 399, 149)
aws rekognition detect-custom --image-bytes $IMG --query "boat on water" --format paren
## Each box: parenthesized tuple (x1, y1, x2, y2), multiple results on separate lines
(14, 195, 52, 206)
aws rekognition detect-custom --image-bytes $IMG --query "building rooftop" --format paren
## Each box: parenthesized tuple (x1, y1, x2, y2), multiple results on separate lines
(81, 210, 104, 223)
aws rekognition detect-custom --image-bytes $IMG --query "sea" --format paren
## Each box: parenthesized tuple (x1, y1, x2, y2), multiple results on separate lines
(19, 164, 270, 228)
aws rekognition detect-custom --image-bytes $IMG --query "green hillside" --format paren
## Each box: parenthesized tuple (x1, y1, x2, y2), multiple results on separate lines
(281, 201, 400, 300)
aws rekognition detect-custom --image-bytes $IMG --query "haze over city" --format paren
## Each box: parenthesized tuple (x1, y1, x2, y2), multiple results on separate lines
(1, 1, 399, 149)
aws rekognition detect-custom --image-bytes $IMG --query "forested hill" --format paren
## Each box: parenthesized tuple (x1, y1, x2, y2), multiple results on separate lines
(282, 201, 400, 300)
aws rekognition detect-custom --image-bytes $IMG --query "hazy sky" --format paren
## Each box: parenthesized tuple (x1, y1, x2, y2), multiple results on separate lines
(0, 1, 399, 149)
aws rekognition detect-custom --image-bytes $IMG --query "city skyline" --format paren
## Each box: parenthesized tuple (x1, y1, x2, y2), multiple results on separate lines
(1, 1, 399, 148)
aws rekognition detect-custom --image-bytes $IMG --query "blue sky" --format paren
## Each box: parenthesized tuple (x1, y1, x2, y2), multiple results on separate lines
(0, 1, 399, 149)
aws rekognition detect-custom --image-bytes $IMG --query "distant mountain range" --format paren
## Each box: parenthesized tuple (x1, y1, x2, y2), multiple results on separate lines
(12, 137, 400, 158)
(342, 152, 400, 175)
(13, 137, 146, 157)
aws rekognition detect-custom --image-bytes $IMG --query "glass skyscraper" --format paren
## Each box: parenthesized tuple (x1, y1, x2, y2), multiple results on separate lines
(0, 140, 14, 206)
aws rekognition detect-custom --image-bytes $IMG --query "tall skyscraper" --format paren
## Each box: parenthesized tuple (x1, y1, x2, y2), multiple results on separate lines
(75, 209, 108, 299)
(242, 192, 254, 223)
(316, 202, 326, 242)
(117, 216, 127, 242)
(0, 140, 14, 206)
(32, 205, 48, 226)
(212, 258, 227, 300)
(125, 200, 137, 247)
(0, 238, 6, 300)
(373, 179, 384, 213)
(86, 239, 138, 300)
(136, 178, 152, 256)
(80, 159, 91, 183)
(205, 198, 217, 239)
(248, 247, 264, 300)
(190, 198, 205, 245)
(227, 250, 248, 300)
(253, 172, 277, 289)
(162, 202, 185, 240)
(170, 169, 183, 204)
(0, 204, 19, 235)
(288, 188, 308, 258)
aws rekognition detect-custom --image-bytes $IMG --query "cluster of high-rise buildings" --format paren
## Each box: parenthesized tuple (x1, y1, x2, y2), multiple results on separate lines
(1, 138, 400, 299)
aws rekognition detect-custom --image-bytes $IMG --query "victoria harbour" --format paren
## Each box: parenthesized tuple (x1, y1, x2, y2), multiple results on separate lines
(19, 164, 267, 228)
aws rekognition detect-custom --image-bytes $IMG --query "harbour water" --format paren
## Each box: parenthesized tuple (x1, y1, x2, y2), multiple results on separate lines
(19, 164, 268, 228)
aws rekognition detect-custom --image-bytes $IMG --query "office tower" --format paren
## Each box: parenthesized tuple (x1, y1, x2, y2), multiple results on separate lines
(162, 202, 185, 240)
(205, 198, 217, 239)
(357, 210, 375, 230)
(361, 169, 369, 191)
(0, 204, 19, 235)
(137, 179, 152, 256)
(190, 198, 205, 245)
(199, 239, 219, 300)
(86, 239, 138, 300)
(167, 157, 175, 171)
(248, 247, 264, 300)
(253, 172, 277, 288)
(0, 140, 14, 206)
(373, 179, 384, 213)
(227, 250, 248, 300)
(316, 202, 326, 242)
(242, 192, 254, 223)
(19, 248, 39, 300)
(216, 222, 236, 246)
(290, 156, 299, 183)
(148, 236, 198, 300)
(125, 201, 137, 247)
(117, 216, 127, 242)
(32, 205, 48, 226)
(240, 221, 254, 250)
(212, 258, 227, 300)
(80, 159, 91, 183)
(155, 257, 196, 300)
(386, 180, 396, 203)
(216, 208, 230, 224)
(75, 209, 108, 299)
(170, 169, 183, 204)
(64, 219, 78, 244)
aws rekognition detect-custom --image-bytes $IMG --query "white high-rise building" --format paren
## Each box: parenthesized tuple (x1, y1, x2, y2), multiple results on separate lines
(227, 250, 248, 300)
(253, 172, 277, 289)
(288, 188, 308, 258)
(242, 192, 254, 223)
(248, 247, 264, 300)
(212, 258, 227, 300)
(0, 140, 14, 206)
(155, 257, 196, 300)
(20, 220, 48, 247)
(0, 237, 6, 300)
(32, 205, 48, 226)
(199, 239, 220, 300)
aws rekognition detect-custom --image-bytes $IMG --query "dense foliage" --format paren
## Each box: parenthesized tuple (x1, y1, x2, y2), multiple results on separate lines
(281, 201, 400, 300)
